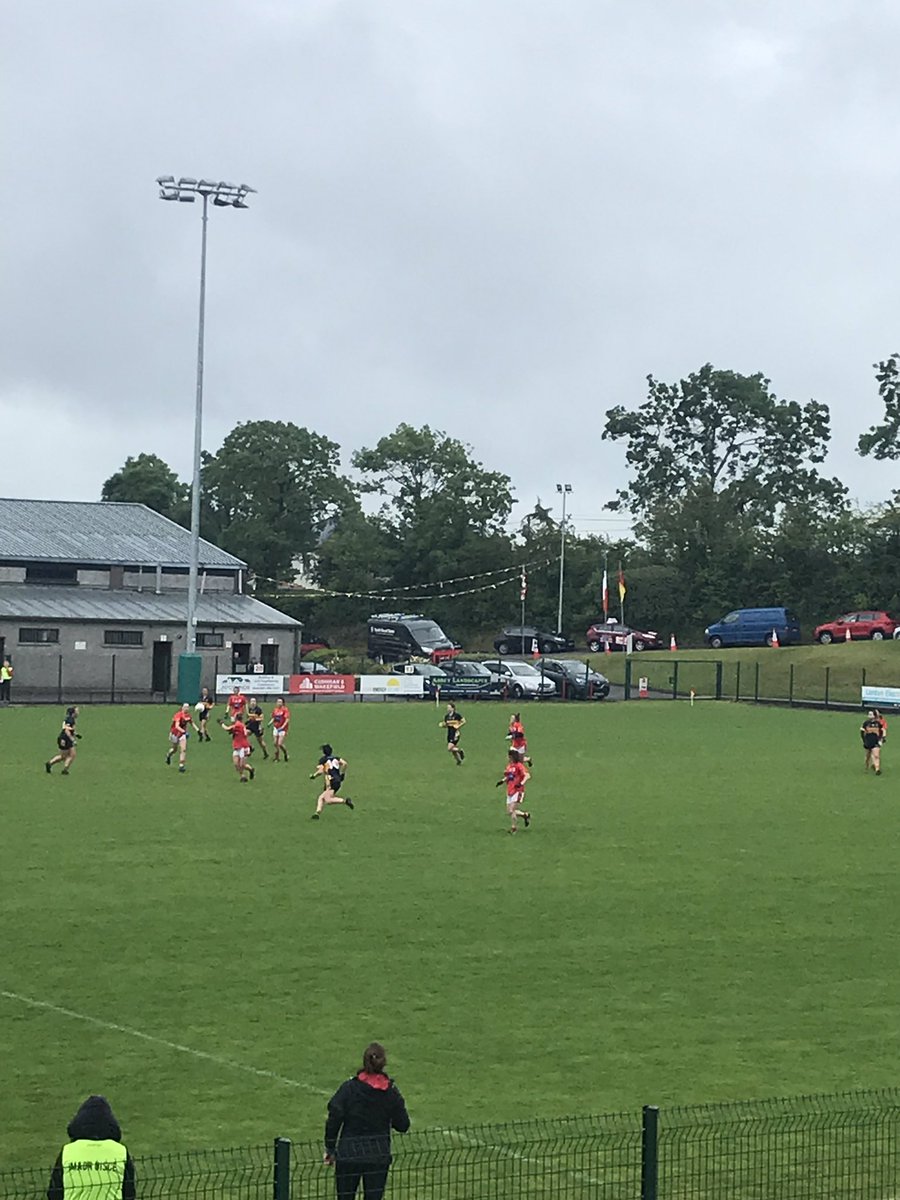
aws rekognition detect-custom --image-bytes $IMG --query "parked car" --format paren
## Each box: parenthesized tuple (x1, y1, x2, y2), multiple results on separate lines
(813, 611, 898, 644)
(436, 659, 498, 696)
(704, 607, 801, 649)
(300, 634, 330, 654)
(295, 660, 334, 675)
(493, 626, 575, 655)
(368, 612, 460, 663)
(586, 621, 662, 652)
(535, 658, 611, 699)
(481, 660, 557, 698)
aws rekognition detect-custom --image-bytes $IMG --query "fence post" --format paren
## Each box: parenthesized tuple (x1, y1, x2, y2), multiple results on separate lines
(824, 666, 830, 709)
(715, 660, 723, 701)
(641, 1105, 659, 1200)
(273, 1136, 291, 1200)
(861, 666, 866, 693)
(671, 659, 679, 700)
(735, 660, 741, 702)
(624, 657, 632, 700)
(789, 663, 794, 708)
(111, 654, 116, 704)
(57, 654, 63, 704)
(754, 661, 760, 704)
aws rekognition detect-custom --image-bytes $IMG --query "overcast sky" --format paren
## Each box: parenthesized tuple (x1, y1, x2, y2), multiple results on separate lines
(3, 0, 899, 538)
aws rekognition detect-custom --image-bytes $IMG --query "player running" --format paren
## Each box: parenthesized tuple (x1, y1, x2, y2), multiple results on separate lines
(309, 744, 354, 818)
(269, 697, 291, 762)
(496, 748, 531, 834)
(861, 710, 884, 775)
(45, 706, 80, 775)
(196, 687, 214, 741)
(220, 713, 256, 783)
(166, 702, 199, 772)
(439, 701, 466, 765)
(227, 684, 247, 722)
(245, 697, 270, 759)
(506, 712, 532, 765)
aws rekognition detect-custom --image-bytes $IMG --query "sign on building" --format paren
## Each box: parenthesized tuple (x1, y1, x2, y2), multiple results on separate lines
(358, 674, 424, 696)
(861, 685, 900, 709)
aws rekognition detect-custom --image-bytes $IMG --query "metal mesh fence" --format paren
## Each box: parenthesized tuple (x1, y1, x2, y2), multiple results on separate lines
(1, 1091, 896, 1199)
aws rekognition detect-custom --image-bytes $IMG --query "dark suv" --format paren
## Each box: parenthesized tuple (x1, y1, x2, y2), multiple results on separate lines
(493, 626, 575, 655)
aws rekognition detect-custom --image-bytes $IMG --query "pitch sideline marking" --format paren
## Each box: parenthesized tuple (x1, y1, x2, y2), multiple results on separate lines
(439, 1127, 605, 1188)
(1, 989, 329, 1097)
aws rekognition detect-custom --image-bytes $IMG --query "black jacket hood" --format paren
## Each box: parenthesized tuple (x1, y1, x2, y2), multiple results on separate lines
(67, 1095, 122, 1142)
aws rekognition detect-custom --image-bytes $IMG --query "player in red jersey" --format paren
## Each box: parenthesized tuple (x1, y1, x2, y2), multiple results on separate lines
(166, 702, 199, 773)
(506, 712, 532, 765)
(220, 714, 256, 783)
(269, 697, 291, 762)
(227, 685, 247, 722)
(496, 748, 531, 833)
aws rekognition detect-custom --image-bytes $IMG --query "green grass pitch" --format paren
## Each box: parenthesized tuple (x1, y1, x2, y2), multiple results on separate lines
(2, 698, 898, 1166)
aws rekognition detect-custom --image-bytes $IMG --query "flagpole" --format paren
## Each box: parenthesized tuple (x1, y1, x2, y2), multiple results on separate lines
(520, 566, 526, 658)
(602, 552, 609, 623)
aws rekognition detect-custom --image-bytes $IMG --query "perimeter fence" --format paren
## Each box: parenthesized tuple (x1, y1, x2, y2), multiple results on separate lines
(4, 1088, 898, 1199)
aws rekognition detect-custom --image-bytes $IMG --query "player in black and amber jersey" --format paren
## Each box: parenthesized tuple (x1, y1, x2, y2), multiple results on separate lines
(439, 701, 466, 765)
(861, 710, 884, 775)
(310, 744, 354, 819)
(245, 697, 270, 759)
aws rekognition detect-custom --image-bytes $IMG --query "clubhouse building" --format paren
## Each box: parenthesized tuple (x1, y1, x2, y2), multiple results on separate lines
(0, 498, 301, 702)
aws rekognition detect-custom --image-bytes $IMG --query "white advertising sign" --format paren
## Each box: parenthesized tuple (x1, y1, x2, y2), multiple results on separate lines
(861, 686, 900, 708)
(216, 673, 285, 695)
(359, 674, 424, 696)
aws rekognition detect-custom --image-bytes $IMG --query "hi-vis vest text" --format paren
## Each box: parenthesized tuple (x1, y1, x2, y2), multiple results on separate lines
(61, 1139, 127, 1199)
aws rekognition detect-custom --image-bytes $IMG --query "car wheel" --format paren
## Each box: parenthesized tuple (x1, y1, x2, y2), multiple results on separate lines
(634, 639, 646, 651)
(511, 683, 524, 699)
(764, 633, 777, 647)
(588, 640, 602, 653)
(540, 640, 556, 653)
(709, 636, 724, 650)
(871, 630, 885, 641)
(817, 632, 833, 644)
(496, 641, 510, 655)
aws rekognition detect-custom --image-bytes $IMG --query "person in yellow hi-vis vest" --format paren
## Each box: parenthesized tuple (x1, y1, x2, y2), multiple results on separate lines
(0, 658, 12, 704)
(47, 1095, 135, 1200)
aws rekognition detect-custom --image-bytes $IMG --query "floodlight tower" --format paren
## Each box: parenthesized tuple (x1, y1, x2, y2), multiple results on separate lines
(156, 177, 255, 694)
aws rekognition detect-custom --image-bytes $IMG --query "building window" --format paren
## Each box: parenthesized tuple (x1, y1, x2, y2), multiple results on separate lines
(103, 630, 144, 646)
(19, 628, 60, 644)
(25, 564, 78, 586)
(197, 632, 224, 648)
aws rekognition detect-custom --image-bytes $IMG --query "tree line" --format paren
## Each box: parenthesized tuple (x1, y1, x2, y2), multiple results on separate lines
(101, 357, 900, 642)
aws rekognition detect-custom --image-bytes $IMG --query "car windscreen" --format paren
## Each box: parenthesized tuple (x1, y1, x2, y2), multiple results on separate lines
(508, 663, 539, 676)
(404, 619, 452, 647)
(555, 660, 589, 674)
(455, 662, 490, 675)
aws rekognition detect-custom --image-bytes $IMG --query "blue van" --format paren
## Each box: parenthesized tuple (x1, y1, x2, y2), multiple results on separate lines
(704, 607, 801, 648)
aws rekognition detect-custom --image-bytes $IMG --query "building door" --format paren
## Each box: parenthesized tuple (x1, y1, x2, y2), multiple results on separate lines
(259, 643, 279, 673)
(152, 641, 172, 695)
(232, 642, 252, 672)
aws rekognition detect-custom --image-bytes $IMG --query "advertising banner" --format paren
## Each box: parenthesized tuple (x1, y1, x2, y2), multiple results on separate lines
(359, 674, 424, 696)
(216, 673, 285, 695)
(288, 674, 356, 696)
(861, 685, 900, 709)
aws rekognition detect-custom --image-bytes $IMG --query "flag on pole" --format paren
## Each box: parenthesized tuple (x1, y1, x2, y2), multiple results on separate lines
(617, 565, 626, 604)
(520, 568, 527, 601)
(601, 566, 609, 620)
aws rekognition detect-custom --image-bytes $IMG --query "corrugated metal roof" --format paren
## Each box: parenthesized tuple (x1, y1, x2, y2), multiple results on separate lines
(0, 585, 300, 626)
(0, 498, 246, 568)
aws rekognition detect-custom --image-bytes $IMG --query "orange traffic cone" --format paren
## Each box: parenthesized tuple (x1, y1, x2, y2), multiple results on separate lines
(845, 627, 851, 642)
(771, 629, 780, 648)
(669, 634, 677, 651)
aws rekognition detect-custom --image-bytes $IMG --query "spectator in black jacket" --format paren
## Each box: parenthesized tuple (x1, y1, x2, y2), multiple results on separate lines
(47, 1094, 135, 1200)
(324, 1042, 410, 1199)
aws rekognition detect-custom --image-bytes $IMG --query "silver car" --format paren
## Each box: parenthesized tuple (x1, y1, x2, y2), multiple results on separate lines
(481, 660, 556, 699)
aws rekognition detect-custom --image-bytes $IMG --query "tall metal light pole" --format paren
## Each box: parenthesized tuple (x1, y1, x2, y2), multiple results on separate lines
(156, 177, 255, 681)
(556, 483, 572, 634)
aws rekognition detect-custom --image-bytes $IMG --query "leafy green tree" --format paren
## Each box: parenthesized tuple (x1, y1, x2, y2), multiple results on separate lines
(604, 364, 845, 520)
(201, 421, 354, 584)
(101, 453, 188, 523)
(858, 353, 900, 460)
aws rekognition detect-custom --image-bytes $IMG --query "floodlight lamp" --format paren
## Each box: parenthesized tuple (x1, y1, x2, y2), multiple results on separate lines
(232, 199, 249, 209)
(177, 177, 198, 189)
(212, 195, 231, 206)
(177, 192, 196, 202)
(156, 174, 175, 185)
(239, 185, 257, 194)
(196, 179, 217, 195)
